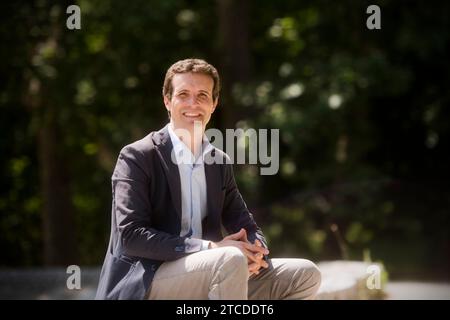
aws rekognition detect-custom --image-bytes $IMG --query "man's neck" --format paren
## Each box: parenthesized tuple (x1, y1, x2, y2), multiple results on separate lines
(170, 122, 205, 158)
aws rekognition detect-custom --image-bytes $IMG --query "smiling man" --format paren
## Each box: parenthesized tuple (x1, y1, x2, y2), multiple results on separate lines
(95, 58, 321, 300)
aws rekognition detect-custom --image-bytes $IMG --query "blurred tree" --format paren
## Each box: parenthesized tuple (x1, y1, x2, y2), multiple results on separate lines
(1, 0, 79, 265)
(217, 0, 251, 129)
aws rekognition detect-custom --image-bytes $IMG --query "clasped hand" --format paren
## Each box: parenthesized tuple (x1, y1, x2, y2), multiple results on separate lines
(209, 228, 269, 276)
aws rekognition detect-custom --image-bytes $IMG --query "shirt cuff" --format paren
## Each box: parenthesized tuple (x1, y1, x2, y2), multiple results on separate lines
(201, 240, 211, 251)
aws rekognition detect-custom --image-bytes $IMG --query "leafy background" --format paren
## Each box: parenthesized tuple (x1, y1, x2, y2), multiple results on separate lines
(0, 0, 448, 281)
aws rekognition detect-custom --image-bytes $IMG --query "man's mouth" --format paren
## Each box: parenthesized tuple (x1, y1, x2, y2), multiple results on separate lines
(182, 112, 202, 118)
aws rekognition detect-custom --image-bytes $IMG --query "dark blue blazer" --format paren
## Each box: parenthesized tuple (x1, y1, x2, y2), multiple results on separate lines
(95, 125, 268, 299)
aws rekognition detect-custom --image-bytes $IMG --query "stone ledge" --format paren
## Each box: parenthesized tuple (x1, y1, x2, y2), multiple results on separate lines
(0, 260, 386, 299)
(317, 260, 385, 300)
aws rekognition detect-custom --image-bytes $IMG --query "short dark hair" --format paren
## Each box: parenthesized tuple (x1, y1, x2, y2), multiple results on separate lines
(162, 58, 220, 101)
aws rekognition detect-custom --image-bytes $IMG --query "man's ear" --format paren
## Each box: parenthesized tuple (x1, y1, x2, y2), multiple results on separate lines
(212, 97, 219, 113)
(163, 95, 171, 112)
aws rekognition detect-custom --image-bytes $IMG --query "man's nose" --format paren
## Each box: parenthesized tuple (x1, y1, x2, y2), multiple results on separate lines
(186, 96, 200, 107)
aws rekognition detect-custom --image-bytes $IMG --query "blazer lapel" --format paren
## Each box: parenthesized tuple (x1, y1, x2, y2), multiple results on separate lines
(153, 125, 182, 219)
(152, 125, 224, 241)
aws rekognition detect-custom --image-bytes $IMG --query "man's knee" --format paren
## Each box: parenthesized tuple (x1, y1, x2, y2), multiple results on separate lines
(307, 261, 321, 287)
(220, 247, 248, 267)
(301, 260, 322, 294)
(206, 247, 249, 299)
(215, 247, 248, 275)
(282, 259, 321, 300)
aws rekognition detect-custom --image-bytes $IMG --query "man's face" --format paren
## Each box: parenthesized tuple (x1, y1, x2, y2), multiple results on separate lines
(164, 72, 218, 131)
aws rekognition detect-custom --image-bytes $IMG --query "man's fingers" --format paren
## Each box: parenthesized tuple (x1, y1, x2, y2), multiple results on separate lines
(248, 262, 258, 270)
(254, 252, 269, 266)
(243, 242, 269, 255)
(241, 229, 248, 243)
(248, 262, 260, 274)
(236, 228, 248, 243)
(248, 259, 268, 276)
(243, 249, 269, 267)
(259, 259, 269, 269)
(219, 240, 262, 264)
(223, 229, 242, 241)
(224, 228, 247, 241)
(244, 249, 260, 264)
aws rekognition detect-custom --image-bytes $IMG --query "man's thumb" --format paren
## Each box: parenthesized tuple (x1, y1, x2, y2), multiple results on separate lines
(226, 228, 245, 240)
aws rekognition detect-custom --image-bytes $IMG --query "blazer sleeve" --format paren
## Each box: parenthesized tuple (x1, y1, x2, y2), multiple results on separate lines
(112, 145, 203, 261)
(221, 163, 269, 255)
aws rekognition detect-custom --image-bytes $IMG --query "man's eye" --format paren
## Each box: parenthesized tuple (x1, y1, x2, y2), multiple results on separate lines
(178, 93, 187, 98)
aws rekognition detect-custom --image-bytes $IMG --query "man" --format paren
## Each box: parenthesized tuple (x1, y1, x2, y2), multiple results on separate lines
(95, 58, 321, 300)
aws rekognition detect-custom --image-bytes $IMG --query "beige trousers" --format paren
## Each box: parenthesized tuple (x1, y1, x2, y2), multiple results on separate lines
(147, 247, 321, 300)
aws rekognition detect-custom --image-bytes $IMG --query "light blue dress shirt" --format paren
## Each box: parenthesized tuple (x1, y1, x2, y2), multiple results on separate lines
(168, 123, 213, 250)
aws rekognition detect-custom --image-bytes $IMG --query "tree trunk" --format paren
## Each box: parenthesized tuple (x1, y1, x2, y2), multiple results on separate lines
(217, 0, 251, 130)
(38, 113, 78, 266)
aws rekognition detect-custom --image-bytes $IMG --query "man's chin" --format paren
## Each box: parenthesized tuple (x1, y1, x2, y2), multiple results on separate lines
(182, 118, 204, 127)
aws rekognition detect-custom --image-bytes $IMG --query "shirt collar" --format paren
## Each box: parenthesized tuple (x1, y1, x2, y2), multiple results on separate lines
(168, 122, 213, 165)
